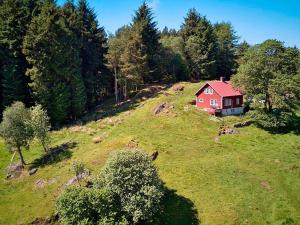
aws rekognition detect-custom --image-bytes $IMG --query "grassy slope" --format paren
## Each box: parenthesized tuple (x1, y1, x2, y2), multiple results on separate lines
(0, 82, 299, 225)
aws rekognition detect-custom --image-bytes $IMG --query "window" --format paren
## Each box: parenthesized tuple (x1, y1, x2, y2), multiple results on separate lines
(210, 99, 217, 106)
(236, 97, 240, 105)
(198, 98, 204, 103)
(224, 98, 232, 106)
(204, 88, 213, 94)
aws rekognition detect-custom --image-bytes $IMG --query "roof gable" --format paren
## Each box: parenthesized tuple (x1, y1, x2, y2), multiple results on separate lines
(195, 81, 242, 97)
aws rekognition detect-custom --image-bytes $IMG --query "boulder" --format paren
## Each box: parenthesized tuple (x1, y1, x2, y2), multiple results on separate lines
(6, 163, 23, 179)
(28, 168, 38, 176)
(150, 151, 159, 161)
(153, 102, 174, 115)
(232, 120, 253, 128)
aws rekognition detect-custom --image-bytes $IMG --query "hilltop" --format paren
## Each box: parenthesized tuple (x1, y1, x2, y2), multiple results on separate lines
(0, 82, 299, 225)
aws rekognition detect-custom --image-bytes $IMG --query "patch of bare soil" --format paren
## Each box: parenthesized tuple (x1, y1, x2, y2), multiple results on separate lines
(92, 132, 108, 144)
(127, 139, 139, 148)
(70, 125, 94, 135)
(172, 84, 184, 92)
(260, 180, 272, 192)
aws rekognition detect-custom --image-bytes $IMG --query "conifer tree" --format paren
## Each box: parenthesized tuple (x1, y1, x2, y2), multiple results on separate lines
(214, 22, 238, 79)
(181, 9, 218, 80)
(0, 0, 39, 110)
(132, 2, 161, 82)
(75, 0, 109, 108)
(23, 1, 86, 125)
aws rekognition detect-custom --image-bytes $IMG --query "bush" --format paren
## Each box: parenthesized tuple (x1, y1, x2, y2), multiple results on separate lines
(251, 109, 294, 130)
(93, 149, 164, 224)
(56, 187, 124, 225)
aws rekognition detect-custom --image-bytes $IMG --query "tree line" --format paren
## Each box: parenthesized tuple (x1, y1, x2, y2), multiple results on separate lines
(0, 0, 246, 125)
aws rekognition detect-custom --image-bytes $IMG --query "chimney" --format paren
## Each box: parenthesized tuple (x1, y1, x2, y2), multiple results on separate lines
(220, 77, 224, 82)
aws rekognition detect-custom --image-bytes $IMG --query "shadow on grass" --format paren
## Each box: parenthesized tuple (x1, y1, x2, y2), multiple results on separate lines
(259, 114, 300, 135)
(77, 84, 173, 125)
(30, 142, 77, 168)
(154, 188, 200, 225)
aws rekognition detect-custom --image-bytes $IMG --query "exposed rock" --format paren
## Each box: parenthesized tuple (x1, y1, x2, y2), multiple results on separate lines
(153, 102, 174, 115)
(29, 168, 38, 176)
(66, 170, 90, 186)
(6, 162, 23, 179)
(172, 84, 184, 92)
(219, 126, 240, 136)
(29, 213, 59, 225)
(150, 151, 159, 161)
(35, 179, 47, 188)
(232, 120, 253, 128)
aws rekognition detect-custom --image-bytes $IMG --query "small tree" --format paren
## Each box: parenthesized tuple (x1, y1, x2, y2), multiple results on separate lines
(30, 105, 51, 153)
(0, 102, 33, 166)
(93, 149, 164, 224)
(72, 160, 86, 185)
(56, 187, 125, 225)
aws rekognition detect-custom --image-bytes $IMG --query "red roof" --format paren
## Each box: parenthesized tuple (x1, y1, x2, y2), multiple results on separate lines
(195, 81, 242, 97)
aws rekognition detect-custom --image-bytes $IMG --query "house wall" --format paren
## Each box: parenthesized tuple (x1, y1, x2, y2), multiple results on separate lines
(196, 84, 222, 109)
(222, 96, 243, 109)
(222, 107, 244, 116)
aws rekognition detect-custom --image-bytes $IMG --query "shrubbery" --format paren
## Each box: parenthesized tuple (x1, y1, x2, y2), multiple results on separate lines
(56, 150, 164, 225)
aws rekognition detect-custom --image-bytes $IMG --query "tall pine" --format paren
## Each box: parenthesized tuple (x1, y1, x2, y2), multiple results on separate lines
(23, 1, 86, 125)
(181, 9, 217, 80)
(75, 0, 109, 108)
(214, 22, 238, 79)
(132, 2, 161, 82)
(0, 0, 39, 110)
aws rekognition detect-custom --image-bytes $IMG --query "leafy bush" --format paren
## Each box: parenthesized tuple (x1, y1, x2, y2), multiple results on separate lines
(56, 187, 124, 225)
(93, 149, 164, 224)
(251, 109, 294, 130)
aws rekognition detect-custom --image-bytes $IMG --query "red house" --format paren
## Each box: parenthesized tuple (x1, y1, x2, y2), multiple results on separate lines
(195, 78, 244, 116)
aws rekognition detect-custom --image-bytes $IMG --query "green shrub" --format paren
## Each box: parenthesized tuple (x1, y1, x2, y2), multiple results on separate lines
(93, 149, 164, 224)
(56, 187, 123, 225)
(251, 109, 294, 130)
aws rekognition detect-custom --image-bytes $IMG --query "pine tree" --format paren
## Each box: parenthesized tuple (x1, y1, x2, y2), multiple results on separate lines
(181, 9, 218, 80)
(214, 22, 239, 79)
(75, 0, 109, 108)
(23, 1, 86, 124)
(0, 0, 39, 110)
(132, 2, 161, 82)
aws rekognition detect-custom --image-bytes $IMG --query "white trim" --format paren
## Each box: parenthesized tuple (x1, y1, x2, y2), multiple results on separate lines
(210, 99, 217, 106)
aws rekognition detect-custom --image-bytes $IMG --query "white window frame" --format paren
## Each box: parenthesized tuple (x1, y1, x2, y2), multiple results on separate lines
(236, 97, 240, 105)
(198, 98, 204, 103)
(210, 99, 217, 106)
(204, 88, 213, 95)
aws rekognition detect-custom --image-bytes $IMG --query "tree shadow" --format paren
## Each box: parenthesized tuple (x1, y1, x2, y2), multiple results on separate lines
(153, 188, 200, 225)
(75, 84, 173, 125)
(30, 141, 77, 168)
(260, 114, 300, 135)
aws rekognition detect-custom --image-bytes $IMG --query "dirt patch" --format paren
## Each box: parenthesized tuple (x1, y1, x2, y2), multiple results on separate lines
(127, 139, 139, 148)
(218, 124, 240, 136)
(99, 117, 123, 128)
(70, 125, 94, 135)
(92, 133, 108, 144)
(172, 84, 184, 92)
(260, 180, 272, 191)
(153, 102, 175, 116)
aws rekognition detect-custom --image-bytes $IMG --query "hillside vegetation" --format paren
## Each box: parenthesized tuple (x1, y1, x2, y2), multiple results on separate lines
(0, 82, 300, 225)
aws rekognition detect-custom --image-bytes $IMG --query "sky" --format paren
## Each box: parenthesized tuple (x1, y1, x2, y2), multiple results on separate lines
(58, 0, 300, 47)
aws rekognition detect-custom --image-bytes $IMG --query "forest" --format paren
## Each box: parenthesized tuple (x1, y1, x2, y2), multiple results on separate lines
(0, 1, 300, 225)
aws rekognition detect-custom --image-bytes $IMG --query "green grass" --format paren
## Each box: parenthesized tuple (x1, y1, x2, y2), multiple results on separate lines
(0, 82, 299, 225)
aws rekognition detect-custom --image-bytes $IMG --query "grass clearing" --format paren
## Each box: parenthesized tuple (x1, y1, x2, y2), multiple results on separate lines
(0, 82, 299, 225)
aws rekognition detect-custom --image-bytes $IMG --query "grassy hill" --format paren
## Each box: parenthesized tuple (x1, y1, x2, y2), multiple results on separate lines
(0, 82, 300, 225)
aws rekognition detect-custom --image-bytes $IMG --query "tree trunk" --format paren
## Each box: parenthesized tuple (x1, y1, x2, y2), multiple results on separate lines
(17, 147, 26, 167)
(114, 67, 119, 103)
(124, 79, 127, 100)
(266, 93, 272, 112)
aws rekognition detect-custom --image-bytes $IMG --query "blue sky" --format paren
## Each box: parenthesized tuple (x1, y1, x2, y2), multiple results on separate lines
(58, 0, 300, 47)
